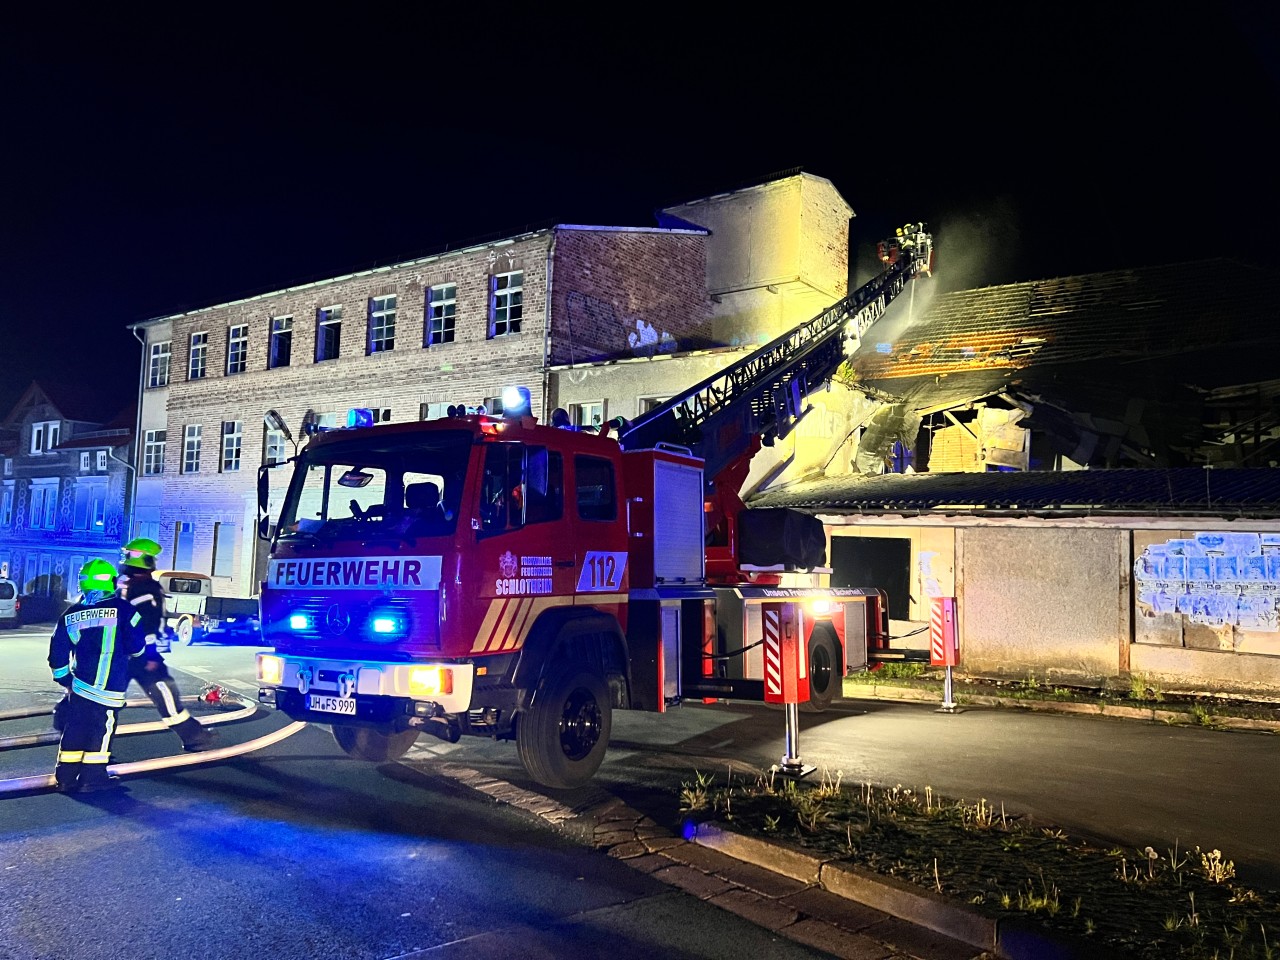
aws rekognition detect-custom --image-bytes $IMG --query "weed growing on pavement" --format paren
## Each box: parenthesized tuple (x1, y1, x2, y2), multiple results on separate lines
(1130, 673, 1166, 702)
(699, 766, 1280, 959)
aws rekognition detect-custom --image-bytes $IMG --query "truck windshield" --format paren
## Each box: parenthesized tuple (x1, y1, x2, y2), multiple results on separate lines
(277, 430, 471, 542)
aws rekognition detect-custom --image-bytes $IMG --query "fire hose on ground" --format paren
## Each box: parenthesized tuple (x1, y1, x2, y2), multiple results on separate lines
(0, 687, 309, 795)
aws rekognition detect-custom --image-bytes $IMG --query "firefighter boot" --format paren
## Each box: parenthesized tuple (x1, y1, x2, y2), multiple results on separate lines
(77, 767, 123, 793)
(175, 718, 217, 752)
(54, 759, 82, 794)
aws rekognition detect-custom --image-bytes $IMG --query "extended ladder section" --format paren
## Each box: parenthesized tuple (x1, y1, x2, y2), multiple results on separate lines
(618, 243, 929, 486)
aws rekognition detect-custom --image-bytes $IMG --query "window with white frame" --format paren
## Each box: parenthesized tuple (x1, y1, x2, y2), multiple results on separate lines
(1, 481, 13, 526)
(427, 283, 456, 345)
(30, 421, 60, 455)
(80, 452, 91, 472)
(571, 401, 606, 432)
(189, 332, 208, 380)
(96, 450, 107, 471)
(3, 458, 10, 476)
(29, 479, 59, 530)
(227, 324, 249, 374)
(183, 425, 202, 473)
(269, 315, 293, 369)
(369, 295, 397, 354)
(147, 341, 172, 388)
(638, 396, 670, 414)
(220, 421, 243, 472)
(316, 306, 342, 361)
(72, 480, 106, 531)
(489, 271, 523, 338)
(143, 430, 166, 475)
(212, 522, 237, 578)
(263, 427, 287, 466)
(420, 402, 451, 421)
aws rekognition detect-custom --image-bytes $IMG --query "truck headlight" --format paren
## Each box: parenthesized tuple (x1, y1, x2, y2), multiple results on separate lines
(408, 666, 453, 697)
(258, 655, 285, 685)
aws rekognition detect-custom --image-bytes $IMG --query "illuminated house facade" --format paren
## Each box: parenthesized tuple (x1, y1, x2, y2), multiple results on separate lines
(0, 382, 133, 616)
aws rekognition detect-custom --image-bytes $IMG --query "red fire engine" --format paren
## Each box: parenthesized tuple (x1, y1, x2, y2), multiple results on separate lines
(255, 226, 933, 788)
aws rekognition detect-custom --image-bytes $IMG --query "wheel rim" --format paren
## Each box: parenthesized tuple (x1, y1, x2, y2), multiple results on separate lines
(178, 620, 192, 643)
(811, 642, 833, 695)
(558, 686, 603, 761)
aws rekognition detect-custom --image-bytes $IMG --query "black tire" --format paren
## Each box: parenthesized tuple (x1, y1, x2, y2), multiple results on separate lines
(801, 626, 843, 713)
(517, 666, 611, 789)
(331, 724, 420, 762)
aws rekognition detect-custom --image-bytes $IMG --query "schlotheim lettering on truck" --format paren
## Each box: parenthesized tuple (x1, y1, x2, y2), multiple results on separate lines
(254, 224, 934, 790)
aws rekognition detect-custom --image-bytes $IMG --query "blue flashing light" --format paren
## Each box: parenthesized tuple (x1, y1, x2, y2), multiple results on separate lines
(289, 614, 310, 630)
(371, 617, 398, 634)
(347, 408, 375, 428)
(681, 820, 697, 841)
(501, 385, 532, 418)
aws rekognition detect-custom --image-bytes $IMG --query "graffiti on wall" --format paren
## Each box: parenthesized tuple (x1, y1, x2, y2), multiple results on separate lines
(1134, 532, 1280, 631)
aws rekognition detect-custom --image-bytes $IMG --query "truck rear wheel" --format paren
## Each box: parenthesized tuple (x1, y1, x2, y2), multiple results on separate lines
(802, 626, 842, 713)
(517, 666, 611, 790)
(332, 725, 420, 762)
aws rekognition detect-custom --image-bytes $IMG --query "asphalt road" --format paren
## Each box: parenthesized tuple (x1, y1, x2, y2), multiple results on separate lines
(4, 624, 1279, 960)
(0, 627, 839, 960)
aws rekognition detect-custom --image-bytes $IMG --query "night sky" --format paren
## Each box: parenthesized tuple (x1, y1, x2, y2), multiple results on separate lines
(4, 7, 1277, 419)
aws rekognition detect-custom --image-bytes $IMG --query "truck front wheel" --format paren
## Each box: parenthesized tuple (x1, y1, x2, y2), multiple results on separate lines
(517, 666, 611, 790)
(332, 725, 420, 762)
(175, 617, 195, 645)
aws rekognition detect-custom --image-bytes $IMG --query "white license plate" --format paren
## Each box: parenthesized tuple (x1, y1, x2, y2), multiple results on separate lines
(308, 694, 357, 715)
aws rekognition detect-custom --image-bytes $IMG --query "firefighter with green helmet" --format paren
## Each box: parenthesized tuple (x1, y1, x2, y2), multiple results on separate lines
(118, 536, 216, 751)
(48, 558, 147, 792)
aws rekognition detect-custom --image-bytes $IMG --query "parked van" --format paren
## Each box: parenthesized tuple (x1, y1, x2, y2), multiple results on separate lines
(0, 578, 19, 628)
(156, 570, 262, 644)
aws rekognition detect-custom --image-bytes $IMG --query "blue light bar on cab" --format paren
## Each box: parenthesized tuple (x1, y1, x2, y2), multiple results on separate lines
(347, 408, 375, 428)
(502, 386, 531, 419)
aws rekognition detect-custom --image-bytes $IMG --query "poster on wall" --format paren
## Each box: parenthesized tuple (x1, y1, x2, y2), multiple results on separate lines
(1133, 532, 1280, 633)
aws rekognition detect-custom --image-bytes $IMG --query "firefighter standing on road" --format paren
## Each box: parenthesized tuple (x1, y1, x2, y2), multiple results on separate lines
(118, 537, 216, 752)
(48, 559, 146, 793)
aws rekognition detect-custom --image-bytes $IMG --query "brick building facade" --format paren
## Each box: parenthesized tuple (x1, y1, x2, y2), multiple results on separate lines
(129, 172, 859, 598)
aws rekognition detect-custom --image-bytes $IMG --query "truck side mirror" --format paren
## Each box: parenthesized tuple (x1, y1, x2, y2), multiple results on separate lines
(257, 466, 269, 512)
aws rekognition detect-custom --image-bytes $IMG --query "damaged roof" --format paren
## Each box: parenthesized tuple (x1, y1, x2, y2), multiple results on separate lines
(852, 258, 1279, 395)
(749, 468, 1280, 519)
(842, 259, 1280, 467)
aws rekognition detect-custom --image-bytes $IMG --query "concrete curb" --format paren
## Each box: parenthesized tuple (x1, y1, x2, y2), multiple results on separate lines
(851, 684, 1280, 732)
(694, 820, 1112, 960)
(695, 823, 993, 952)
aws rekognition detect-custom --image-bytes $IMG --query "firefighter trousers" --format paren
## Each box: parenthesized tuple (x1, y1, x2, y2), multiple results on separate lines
(131, 659, 215, 751)
(55, 694, 122, 792)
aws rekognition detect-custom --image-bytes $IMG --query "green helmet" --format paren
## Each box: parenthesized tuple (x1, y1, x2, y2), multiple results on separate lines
(79, 558, 119, 595)
(121, 536, 162, 571)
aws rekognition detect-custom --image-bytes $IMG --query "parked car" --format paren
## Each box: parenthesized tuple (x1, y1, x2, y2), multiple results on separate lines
(157, 570, 262, 644)
(0, 579, 19, 628)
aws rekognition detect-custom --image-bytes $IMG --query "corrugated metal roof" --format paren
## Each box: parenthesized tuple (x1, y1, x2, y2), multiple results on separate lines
(748, 468, 1280, 518)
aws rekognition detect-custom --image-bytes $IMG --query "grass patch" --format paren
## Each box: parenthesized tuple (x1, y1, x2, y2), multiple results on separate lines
(696, 769, 1280, 959)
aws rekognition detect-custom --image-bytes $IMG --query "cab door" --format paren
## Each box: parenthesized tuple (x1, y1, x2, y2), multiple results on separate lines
(468, 441, 575, 655)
